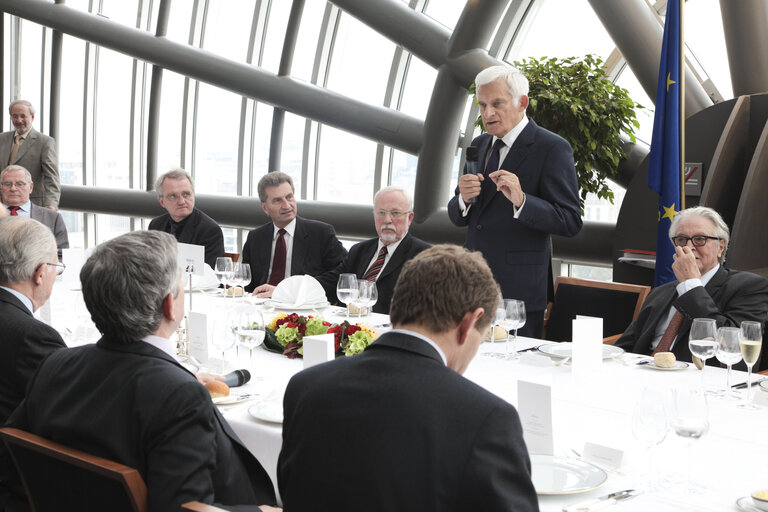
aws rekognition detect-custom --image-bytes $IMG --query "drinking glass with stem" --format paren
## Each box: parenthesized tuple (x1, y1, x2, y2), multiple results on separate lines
(356, 279, 378, 318)
(232, 304, 265, 364)
(670, 387, 709, 494)
(212, 312, 237, 373)
(738, 320, 763, 409)
(336, 273, 359, 319)
(631, 386, 670, 492)
(230, 262, 252, 299)
(214, 257, 234, 299)
(714, 326, 742, 400)
(484, 293, 505, 357)
(687, 318, 718, 392)
(499, 299, 525, 360)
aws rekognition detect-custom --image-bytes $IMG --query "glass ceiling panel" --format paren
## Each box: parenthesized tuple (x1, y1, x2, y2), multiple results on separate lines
(291, 0, 326, 83)
(202, 0, 256, 61)
(165, 0, 194, 45)
(59, 35, 86, 186)
(193, 83, 240, 197)
(685, 0, 732, 100)
(325, 13, 395, 105)
(157, 70, 185, 173)
(398, 55, 436, 119)
(315, 124, 377, 205)
(98, 0, 140, 28)
(16, 21, 43, 121)
(261, 0, 292, 73)
(279, 112, 305, 197)
(423, 0, 466, 30)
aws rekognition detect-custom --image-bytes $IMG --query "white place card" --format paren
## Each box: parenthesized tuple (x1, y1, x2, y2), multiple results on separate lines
(303, 334, 336, 369)
(582, 441, 624, 470)
(518, 380, 554, 455)
(187, 311, 210, 364)
(571, 316, 603, 377)
(178, 242, 205, 276)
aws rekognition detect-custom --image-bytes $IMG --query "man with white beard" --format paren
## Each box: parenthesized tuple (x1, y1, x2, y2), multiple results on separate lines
(336, 186, 430, 314)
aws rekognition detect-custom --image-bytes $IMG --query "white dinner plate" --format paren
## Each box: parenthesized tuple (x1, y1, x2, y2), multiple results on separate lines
(736, 496, 763, 512)
(263, 300, 330, 311)
(530, 454, 607, 495)
(537, 342, 624, 360)
(248, 401, 284, 424)
(758, 380, 768, 392)
(640, 360, 690, 371)
(212, 392, 252, 405)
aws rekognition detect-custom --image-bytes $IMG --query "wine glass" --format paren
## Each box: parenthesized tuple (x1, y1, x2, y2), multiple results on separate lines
(671, 387, 709, 494)
(508, 300, 526, 357)
(212, 313, 237, 373)
(214, 257, 234, 299)
(739, 320, 763, 409)
(483, 293, 505, 358)
(687, 318, 718, 391)
(231, 262, 252, 299)
(499, 299, 525, 360)
(631, 387, 670, 492)
(714, 326, 742, 400)
(356, 279, 377, 317)
(336, 273, 359, 319)
(233, 305, 265, 364)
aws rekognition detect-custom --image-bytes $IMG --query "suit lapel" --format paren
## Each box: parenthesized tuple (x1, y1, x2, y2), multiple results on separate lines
(177, 209, 197, 245)
(291, 217, 308, 276)
(0, 132, 12, 163)
(478, 121, 536, 213)
(378, 235, 411, 280)
(30, 204, 41, 222)
(0, 288, 34, 318)
(356, 240, 379, 277)
(14, 129, 37, 163)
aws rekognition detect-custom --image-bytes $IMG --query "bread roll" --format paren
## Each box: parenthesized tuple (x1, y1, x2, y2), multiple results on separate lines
(226, 286, 244, 297)
(205, 380, 230, 398)
(485, 325, 508, 341)
(348, 304, 368, 316)
(653, 351, 676, 368)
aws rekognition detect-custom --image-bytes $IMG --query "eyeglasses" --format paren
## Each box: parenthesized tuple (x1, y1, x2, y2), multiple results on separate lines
(374, 210, 410, 219)
(1, 181, 29, 189)
(670, 235, 721, 247)
(163, 191, 193, 201)
(45, 262, 66, 276)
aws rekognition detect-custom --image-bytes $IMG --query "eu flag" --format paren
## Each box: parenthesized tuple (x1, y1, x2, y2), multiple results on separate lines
(648, 0, 683, 287)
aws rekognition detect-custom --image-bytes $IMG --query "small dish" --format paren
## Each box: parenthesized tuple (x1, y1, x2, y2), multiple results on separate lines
(640, 360, 689, 371)
(737, 496, 763, 512)
(212, 392, 253, 406)
(248, 401, 283, 424)
(752, 490, 768, 511)
(758, 380, 768, 392)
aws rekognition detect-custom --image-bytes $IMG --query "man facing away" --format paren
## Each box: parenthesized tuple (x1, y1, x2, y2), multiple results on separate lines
(242, 171, 347, 301)
(0, 100, 60, 209)
(1, 165, 69, 252)
(338, 186, 430, 314)
(148, 168, 225, 268)
(617, 206, 768, 367)
(2, 231, 279, 512)
(278, 244, 539, 512)
(448, 64, 582, 338)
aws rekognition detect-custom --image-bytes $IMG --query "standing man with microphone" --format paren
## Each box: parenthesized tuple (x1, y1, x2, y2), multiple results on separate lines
(448, 64, 582, 338)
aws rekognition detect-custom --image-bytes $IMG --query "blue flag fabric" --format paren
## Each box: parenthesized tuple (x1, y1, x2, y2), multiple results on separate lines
(648, 0, 682, 287)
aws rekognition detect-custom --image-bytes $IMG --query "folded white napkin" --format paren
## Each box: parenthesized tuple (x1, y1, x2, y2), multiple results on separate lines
(271, 275, 327, 307)
(184, 263, 222, 291)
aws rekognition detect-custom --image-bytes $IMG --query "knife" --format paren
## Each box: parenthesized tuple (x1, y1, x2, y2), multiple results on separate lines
(732, 378, 766, 390)
(562, 489, 641, 512)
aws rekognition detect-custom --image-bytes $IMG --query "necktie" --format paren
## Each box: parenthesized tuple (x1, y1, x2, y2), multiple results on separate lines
(480, 139, 506, 199)
(9, 206, 20, 216)
(268, 228, 287, 285)
(652, 310, 684, 355)
(362, 246, 388, 281)
(8, 134, 22, 165)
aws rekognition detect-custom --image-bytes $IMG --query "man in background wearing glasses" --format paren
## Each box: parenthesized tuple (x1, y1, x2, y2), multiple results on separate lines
(336, 186, 430, 314)
(0, 217, 65, 428)
(617, 206, 768, 365)
(1, 165, 69, 254)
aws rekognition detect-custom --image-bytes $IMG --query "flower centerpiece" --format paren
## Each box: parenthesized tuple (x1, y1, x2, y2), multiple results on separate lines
(264, 313, 378, 358)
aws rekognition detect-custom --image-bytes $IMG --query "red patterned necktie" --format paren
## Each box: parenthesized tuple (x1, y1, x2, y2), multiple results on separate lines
(268, 228, 287, 286)
(362, 246, 388, 281)
(652, 310, 684, 355)
(9, 206, 20, 216)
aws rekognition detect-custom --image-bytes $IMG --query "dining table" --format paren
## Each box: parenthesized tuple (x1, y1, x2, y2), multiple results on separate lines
(42, 283, 768, 512)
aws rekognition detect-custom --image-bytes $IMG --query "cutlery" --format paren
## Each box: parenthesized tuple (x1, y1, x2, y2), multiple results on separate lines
(563, 489, 641, 512)
(516, 346, 540, 353)
(732, 378, 766, 390)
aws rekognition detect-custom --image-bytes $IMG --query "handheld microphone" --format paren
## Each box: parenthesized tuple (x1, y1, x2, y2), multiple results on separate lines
(222, 369, 251, 388)
(465, 146, 480, 205)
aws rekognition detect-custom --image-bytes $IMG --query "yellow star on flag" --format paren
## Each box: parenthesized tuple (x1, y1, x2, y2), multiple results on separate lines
(661, 203, 678, 222)
(666, 72, 676, 92)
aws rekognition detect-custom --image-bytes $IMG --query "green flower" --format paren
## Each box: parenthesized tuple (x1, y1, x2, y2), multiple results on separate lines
(275, 325, 299, 347)
(344, 330, 374, 356)
(305, 317, 330, 337)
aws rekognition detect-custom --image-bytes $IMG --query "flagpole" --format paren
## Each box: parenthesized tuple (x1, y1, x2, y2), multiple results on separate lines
(679, 0, 686, 210)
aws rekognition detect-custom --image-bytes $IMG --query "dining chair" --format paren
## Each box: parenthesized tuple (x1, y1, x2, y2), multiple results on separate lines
(542, 276, 650, 344)
(224, 252, 240, 262)
(182, 501, 232, 511)
(0, 427, 148, 512)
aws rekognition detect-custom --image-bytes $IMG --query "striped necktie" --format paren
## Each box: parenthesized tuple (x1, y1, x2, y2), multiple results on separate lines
(362, 246, 388, 281)
(8, 133, 22, 165)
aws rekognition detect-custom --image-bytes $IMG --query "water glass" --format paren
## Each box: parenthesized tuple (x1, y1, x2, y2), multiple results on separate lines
(232, 305, 265, 364)
(231, 262, 252, 298)
(671, 387, 709, 494)
(739, 320, 763, 409)
(212, 312, 237, 373)
(500, 299, 525, 360)
(337, 274, 359, 319)
(631, 387, 670, 491)
(687, 318, 718, 390)
(356, 279, 378, 317)
(715, 326, 742, 400)
(214, 257, 234, 299)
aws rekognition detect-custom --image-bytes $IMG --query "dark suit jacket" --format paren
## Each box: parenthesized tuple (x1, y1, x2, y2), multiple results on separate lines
(1, 339, 276, 512)
(149, 207, 225, 268)
(0, 128, 60, 208)
(29, 203, 69, 250)
(241, 216, 347, 300)
(278, 332, 538, 512)
(0, 288, 65, 424)
(448, 120, 582, 311)
(340, 233, 430, 314)
(617, 267, 768, 368)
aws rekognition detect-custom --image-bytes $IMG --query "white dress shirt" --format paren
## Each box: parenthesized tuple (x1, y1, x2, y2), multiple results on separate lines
(364, 237, 404, 280)
(142, 334, 178, 361)
(267, 218, 296, 279)
(388, 328, 447, 366)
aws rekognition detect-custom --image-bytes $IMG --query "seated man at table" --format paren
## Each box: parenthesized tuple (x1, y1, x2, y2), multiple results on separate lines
(337, 186, 430, 314)
(278, 244, 538, 511)
(1, 165, 69, 252)
(242, 171, 346, 300)
(149, 168, 225, 269)
(0, 217, 66, 425)
(617, 206, 768, 366)
(2, 230, 279, 512)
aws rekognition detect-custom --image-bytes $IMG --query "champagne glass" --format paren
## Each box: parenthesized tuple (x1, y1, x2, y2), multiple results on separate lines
(631, 387, 670, 491)
(214, 257, 234, 299)
(231, 262, 252, 299)
(336, 274, 359, 319)
(212, 313, 237, 373)
(671, 387, 709, 494)
(714, 326, 742, 400)
(687, 318, 718, 391)
(233, 305, 265, 364)
(739, 320, 763, 409)
(499, 299, 525, 361)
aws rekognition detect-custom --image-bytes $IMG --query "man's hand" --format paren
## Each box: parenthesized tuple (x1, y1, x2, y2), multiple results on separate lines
(488, 170, 525, 208)
(671, 245, 701, 282)
(45, 205, 57, 211)
(253, 283, 276, 298)
(458, 173, 484, 205)
(195, 373, 224, 385)
(259, 506, 282, 512)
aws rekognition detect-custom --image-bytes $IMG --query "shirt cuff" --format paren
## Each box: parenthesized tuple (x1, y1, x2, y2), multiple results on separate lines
(512, 194, 526, 218)
(676, 278, 703, 296)
(458, 197, 471, 217)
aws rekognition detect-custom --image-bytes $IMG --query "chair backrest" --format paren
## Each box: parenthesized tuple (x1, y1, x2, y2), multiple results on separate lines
(543, 277, 650, 342)
(0, 427, 148, 512)
(224, 252, 240, 263)
(182, 501, 232, 511)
